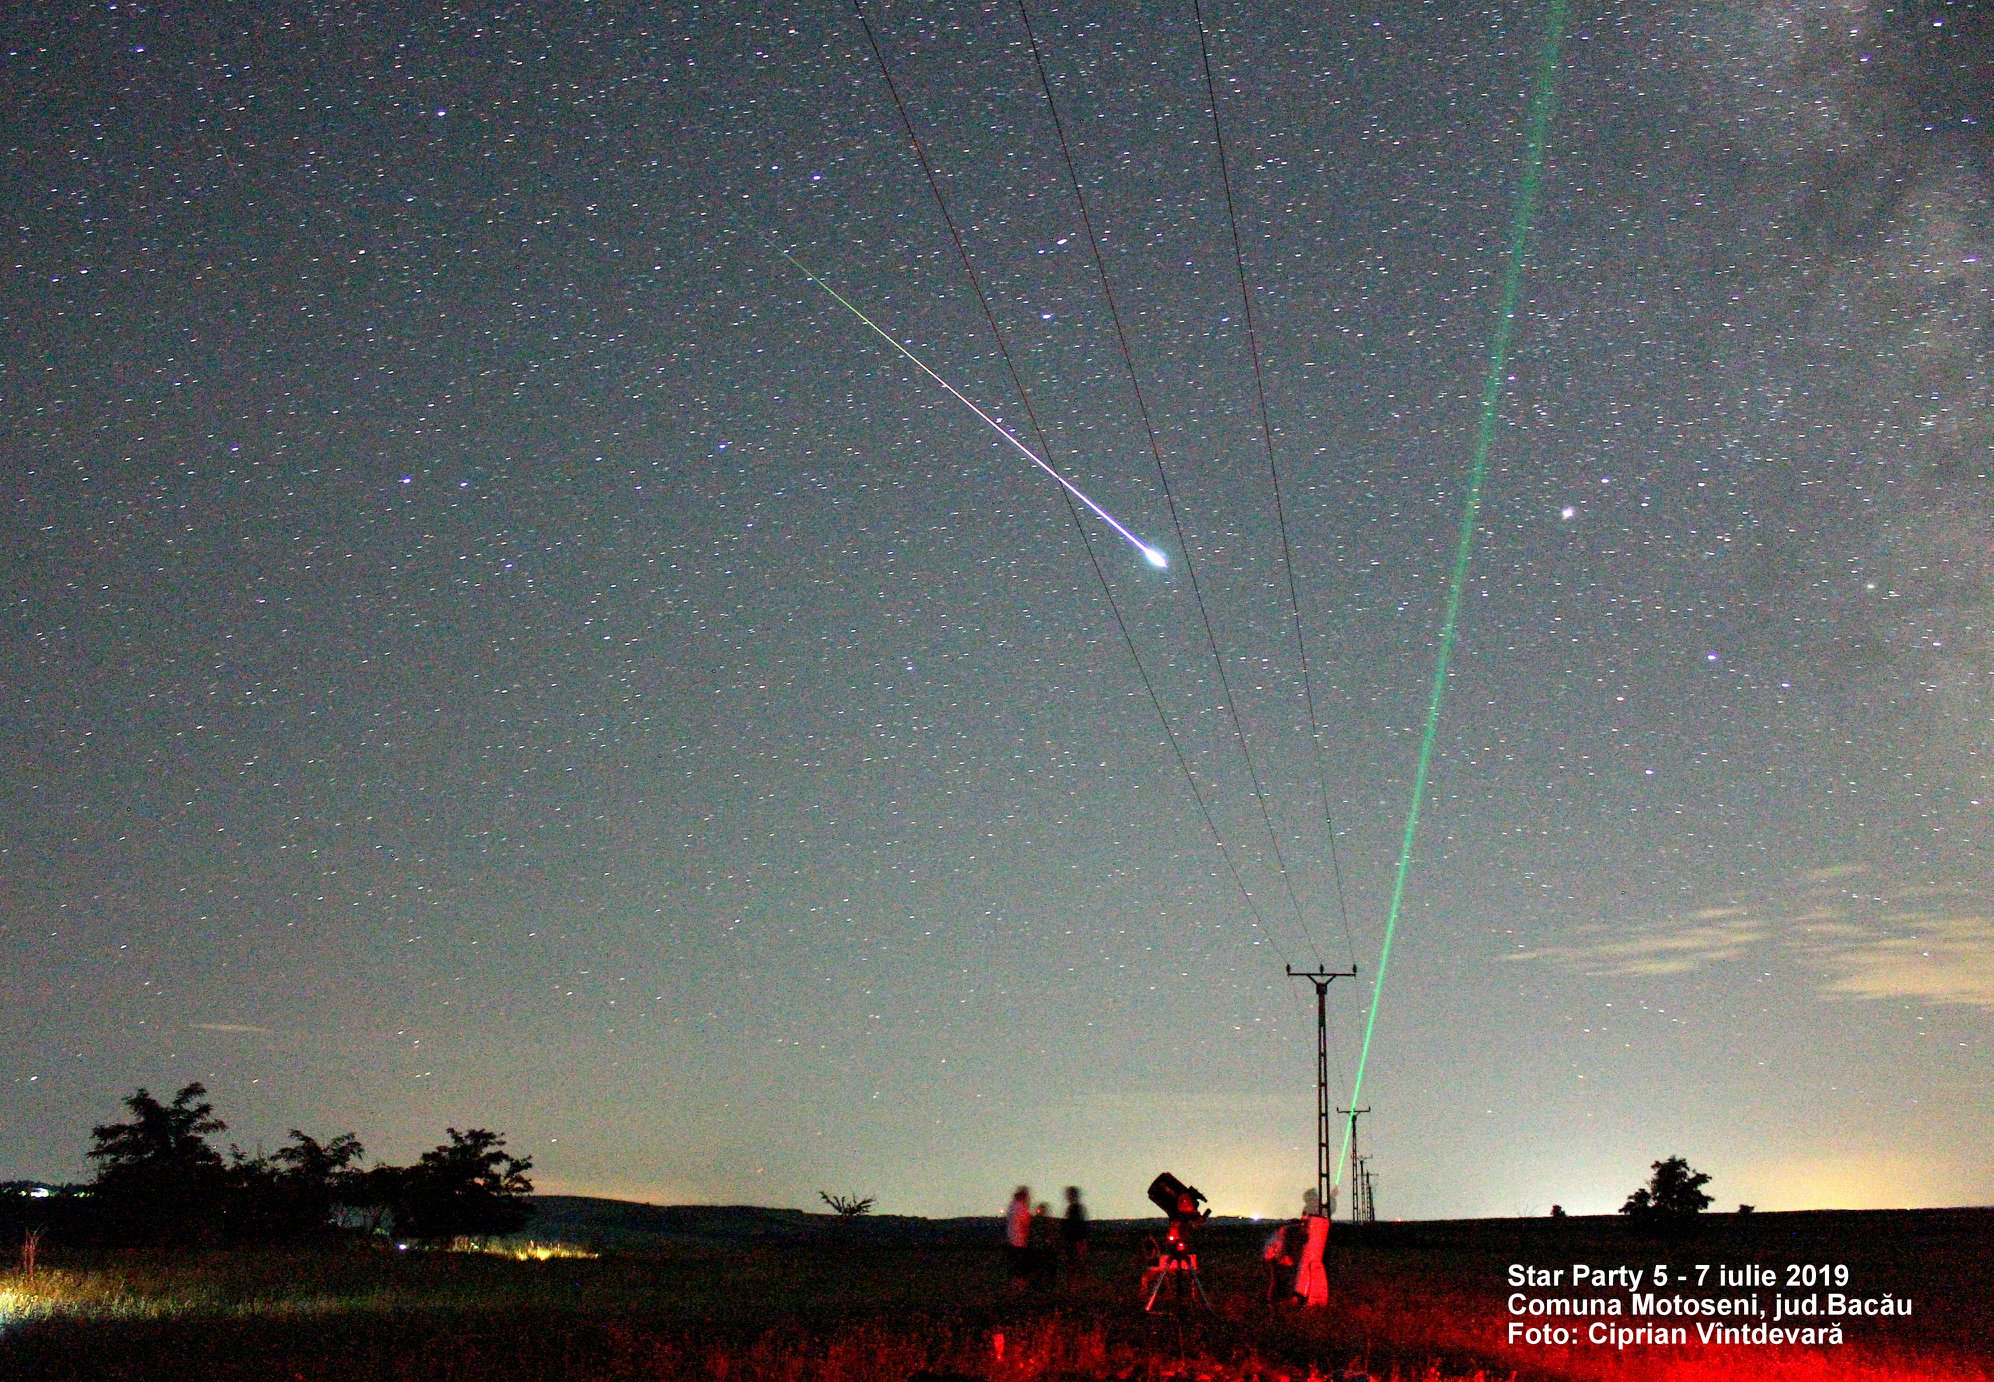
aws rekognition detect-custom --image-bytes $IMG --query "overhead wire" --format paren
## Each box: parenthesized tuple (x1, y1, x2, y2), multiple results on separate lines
(760, 243, 1164, 567)
(1002, 0, 1323, 968)
(846, 0, 1296, 963)
(1187, 0, 1356, 971)
(827, 0, 1567, 1202)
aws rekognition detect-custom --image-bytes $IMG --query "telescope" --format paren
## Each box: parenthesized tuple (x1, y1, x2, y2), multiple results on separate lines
(1147, 1171, 1209, 1226)
(1141, 1172, 1212, 1311)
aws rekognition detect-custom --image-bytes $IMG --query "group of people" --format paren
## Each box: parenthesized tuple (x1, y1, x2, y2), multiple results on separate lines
(1003, 1184, 1088, 1290)
(1000, 1182, 1336, 1308)
(1261, 1187, 1334, 1306)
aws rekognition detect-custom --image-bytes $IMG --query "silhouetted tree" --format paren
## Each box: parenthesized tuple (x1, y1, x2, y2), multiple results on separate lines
(88, 1084, 229, 1242)
(77, 1086, 529, 1246)
(819, 1191, 875, 1218)
(271, 1129, 368, 1190)
(225, 1130, 368, 1242)
(1621, 1156, 1713, 1219)
(367, 1128, 533, 1242)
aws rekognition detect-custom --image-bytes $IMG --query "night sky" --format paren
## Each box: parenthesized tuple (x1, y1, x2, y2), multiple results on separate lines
(5, 1, 1988, 1221)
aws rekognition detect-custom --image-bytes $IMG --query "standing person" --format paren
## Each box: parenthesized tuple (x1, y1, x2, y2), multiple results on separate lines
(1262, 1217, 1298, 1303)
(1004, 1186, 1033, 1290)
(1292, 1188, 1332, 1307)
(1060, 1185, 1090, 1281)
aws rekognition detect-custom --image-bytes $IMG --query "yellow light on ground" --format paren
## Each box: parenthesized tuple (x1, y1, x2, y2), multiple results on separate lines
(446, 1237, 598, 1261)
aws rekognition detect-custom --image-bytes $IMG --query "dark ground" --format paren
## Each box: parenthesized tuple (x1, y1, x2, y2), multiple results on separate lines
(1, 1202, 1987, 1380)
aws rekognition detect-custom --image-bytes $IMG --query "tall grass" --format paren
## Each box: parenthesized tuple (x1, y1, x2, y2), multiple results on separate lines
(2, 1218, 1986, 1382)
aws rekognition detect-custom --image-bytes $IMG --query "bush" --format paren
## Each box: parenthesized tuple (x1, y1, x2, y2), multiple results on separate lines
(1619, 1155, 1713, 1220)
(364, 1128, 534, 1243)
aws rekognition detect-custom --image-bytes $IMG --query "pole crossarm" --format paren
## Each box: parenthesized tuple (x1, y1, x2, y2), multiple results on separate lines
(1287, 965, 1358, 1218)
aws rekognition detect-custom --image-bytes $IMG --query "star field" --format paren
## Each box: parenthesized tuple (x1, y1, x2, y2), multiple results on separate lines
(4, 0, 1988, 1218)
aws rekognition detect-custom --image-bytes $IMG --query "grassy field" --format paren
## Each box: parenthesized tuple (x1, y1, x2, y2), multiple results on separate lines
(1, 1207, 1986, 1381)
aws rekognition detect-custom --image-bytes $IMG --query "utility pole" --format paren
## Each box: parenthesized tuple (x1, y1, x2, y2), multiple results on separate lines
(1349, 1154, 1376, 1223)
(1338, 1104, 1371, 1223)
(1287, 964, 1357, 1217)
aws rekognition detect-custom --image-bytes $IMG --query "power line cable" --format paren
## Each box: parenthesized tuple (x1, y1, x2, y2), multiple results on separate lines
(845, 0, 1294, 962)
(1187, 0, 1355, 969)
(1001, 0, 1320, 965)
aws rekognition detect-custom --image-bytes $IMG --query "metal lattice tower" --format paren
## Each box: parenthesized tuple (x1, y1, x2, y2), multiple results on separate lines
(1289, 965, 1358, 1213)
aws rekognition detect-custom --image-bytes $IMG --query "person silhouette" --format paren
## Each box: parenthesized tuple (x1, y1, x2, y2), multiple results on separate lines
(1004, 1186, 1032, 1289)
(1262, 1215, 1299, 1302)
(1060, 1185, 1089, 1279)
(1292, 1187, 1331, 1307)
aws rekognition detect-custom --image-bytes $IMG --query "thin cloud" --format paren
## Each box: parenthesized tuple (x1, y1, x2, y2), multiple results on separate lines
(1798, 864, 1868, 886)
(1784, 870, 1994, 1009)
(1802, 914, 1994, 1009)
(189, 1021, 277, 1035)
(1511, 911, 1768, 977)
(1512, 865, 1994, 1008)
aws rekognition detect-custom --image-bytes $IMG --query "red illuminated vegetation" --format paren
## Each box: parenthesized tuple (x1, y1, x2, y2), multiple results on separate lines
(1, 1207, 1986, 1381)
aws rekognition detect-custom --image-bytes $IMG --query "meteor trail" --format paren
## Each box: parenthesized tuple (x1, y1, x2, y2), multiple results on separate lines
(771, 243, 1169, 570)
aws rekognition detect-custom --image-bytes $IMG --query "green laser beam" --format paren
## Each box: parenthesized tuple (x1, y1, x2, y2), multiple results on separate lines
(1334, 0, 1569, 1191)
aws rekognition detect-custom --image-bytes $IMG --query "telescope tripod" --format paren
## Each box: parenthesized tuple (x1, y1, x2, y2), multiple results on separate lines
(1141, 1237, 1212, 1313)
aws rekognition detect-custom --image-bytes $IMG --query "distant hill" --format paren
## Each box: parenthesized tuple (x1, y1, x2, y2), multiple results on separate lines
(522, 1197, 1246, 1251)
(524, 1197, 1009, 1249)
